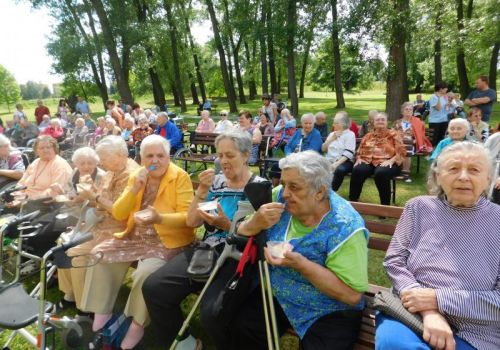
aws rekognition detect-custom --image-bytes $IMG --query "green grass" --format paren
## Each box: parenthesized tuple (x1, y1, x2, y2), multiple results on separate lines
(0, 87, 498, 349)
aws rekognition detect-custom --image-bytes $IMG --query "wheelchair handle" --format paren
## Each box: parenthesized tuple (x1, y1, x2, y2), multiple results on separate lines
(51, 233, 92, 254)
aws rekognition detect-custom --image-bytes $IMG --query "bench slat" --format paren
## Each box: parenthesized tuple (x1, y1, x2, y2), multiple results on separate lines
(365, 222, 397, 236)
(350, 202, 403, 218)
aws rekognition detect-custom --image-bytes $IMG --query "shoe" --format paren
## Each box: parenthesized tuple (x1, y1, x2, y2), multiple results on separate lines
(20, 260, 40, 276)
(55, 298, 76, 312)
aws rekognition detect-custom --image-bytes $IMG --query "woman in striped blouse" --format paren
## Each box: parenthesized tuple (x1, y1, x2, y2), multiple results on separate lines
(377, 142, 500, 350)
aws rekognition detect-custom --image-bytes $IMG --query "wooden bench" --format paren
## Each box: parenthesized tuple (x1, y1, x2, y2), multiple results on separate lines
(173, 132, 219, 176)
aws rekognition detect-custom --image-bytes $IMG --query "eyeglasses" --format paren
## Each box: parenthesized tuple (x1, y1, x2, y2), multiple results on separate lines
(220, 113, 227, 116)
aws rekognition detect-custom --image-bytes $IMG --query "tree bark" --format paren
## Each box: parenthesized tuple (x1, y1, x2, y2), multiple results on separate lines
(189, 74, 200, 105)
(178, 3, 207, 102)
(286, 0, 298, 117)
(385, 0, 409, 121)
(331, 0, 345, 108)
(299, 36, 312, 99)
(489, 42, 499, 91)
(171, 81, 180, 107)
(164, 0, 187, 112)
(434, 7, 442, 84)
(245, 41, 257, 100)
(455, 0, 471, 98)
(266, 0, 278, 95)
(89, 0, 133, 104)
(205, 0, 237, 112)
(259, 1, 268, 94)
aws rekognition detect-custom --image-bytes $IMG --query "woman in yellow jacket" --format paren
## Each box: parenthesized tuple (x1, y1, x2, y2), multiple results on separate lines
(80, 135, 195, 350)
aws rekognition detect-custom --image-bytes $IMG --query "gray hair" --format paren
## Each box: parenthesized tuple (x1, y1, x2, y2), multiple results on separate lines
(334, 111, 350, 130)
(105, 117, 116, 126)
(279, 151, 332, 200)
(140, 134, 171, 160)
(400, 102, 413, 115)
(157, 111, 168, 120)
(301, 113, 315, 123)
(281, 108, 291, 119)
(215, 130, 252, 156)
(376, 112, 388, 120)
(0, 134, 12, 148)
(137, 115, 148, 124)
(448, 118, 470, 133)
(124, 115, 135, 124)
(51, 118, 61, 127)
(315, 111, 326, 119)
(95, 135, 128, 158)
(72, 146, 99, 164)
(428, 142, 494, 198)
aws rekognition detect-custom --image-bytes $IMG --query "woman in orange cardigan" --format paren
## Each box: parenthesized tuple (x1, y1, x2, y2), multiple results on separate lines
(81, 135, 195, 350)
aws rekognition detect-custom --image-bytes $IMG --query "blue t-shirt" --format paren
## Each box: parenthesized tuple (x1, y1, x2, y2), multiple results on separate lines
(466, 88, 497, 122)
(428, 94, 449, 123)
(76, 101, 90, 114)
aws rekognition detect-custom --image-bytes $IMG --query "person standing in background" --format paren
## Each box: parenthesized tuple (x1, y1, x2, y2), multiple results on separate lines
(465, 75, 497, 123)
(34, 100, 50, 125)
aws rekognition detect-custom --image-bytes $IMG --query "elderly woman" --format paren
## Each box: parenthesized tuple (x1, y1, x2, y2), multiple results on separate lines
(359, 110, 377, 137)
(41, 118, 64, 140)
(121, 115, 136, 144)
(131, 115, 154, 144)
(285, 113, 323, 155)
(230, 151, 368, 349)
(256, 111, 275, 137)
(271, 108, 296, 149)
(467, 107, 489, 143)
(377, 142, 500, 350)
(214, 110, 233, 133)
(143, 130, 266, 350)
(80, 135, 194, 350)
(429, 118, 470, 162)
(234, 110, 262, 164)
(104, 117, 122, 136)
(0, 134, 25, 188)
(195, 110, 216, 133)
(322, 111, 356, 191)
(94, 117, 106, 138)
(314, 111, 329, 138)
(38, 114, 51, 131)
(393, 102, 433, 182)
(349, 112, 406, 205)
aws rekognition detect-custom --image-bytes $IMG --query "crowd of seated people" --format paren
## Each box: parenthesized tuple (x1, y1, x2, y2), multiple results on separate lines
(0, 91, 498, 350)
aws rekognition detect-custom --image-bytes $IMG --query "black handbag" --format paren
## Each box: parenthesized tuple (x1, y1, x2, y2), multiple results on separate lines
(186, 242, 219, 282)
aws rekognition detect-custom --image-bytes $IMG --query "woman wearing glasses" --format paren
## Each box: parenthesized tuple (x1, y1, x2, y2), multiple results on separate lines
(214, 110, 234, 133)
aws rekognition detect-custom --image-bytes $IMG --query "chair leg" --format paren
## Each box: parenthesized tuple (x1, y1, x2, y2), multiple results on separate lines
(392, 178, 396, 205)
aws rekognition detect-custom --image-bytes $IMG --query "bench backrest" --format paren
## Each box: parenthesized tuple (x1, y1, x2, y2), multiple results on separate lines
(192, 132, 218, 146)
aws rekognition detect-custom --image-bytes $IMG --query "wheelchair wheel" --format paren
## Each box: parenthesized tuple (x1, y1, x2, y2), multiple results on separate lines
(61, 316, 94, 350)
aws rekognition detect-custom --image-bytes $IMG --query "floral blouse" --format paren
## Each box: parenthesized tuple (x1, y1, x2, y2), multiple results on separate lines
(356, 129, 406, 166)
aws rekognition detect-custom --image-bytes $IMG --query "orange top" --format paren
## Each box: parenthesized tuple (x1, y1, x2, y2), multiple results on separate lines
(356, 129, 406, 166)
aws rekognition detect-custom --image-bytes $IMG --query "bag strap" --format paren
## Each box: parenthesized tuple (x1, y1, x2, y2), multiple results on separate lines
(235, 236, 257, 278)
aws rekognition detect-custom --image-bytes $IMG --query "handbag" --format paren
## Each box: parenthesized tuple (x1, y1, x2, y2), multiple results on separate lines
(186, 242, 219, 282)
(371, 289, 424, 335)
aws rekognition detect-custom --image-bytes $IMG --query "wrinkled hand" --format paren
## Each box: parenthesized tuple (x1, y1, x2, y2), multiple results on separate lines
(77, 184, 99, 201)
(132, 168, 148, 194)
(251, 202, 285, 231)
(50, 183, 65, 195)
(134, 206, 161, 225)
(264, 248, 304, 270)
(197, 203, 231, 231)
(354, 159, 368, 167)
(379, 159, 395, 168)
(198, 169, 215, 193)
(422, 311, 455, 350)
(401, 288, 438, 313)
(79, 174, 93, 184)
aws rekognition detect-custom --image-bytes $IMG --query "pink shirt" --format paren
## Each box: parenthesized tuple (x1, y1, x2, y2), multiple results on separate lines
(195, 118, 216, 133)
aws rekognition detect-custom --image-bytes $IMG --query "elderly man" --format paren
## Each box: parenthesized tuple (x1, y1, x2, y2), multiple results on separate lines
(34, 99, 50, 125)
(464, 75, 497, 123)
(154, 112, 183, 154)
(314, 111, 329, 138)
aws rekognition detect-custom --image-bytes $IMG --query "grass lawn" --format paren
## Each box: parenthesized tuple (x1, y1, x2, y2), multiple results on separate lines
(0, 87, 498, 349)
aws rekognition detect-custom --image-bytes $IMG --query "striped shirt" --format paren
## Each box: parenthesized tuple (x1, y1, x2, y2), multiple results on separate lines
(384, 196, 500, 350)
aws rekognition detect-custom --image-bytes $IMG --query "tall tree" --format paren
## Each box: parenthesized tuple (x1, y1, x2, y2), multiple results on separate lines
(164, 0, 187, 112)
(385, 0, 409, 120)
(89, 0, 134, 104)
(489, 42, 499, 91)
(266, 0, 278, 95)
(286, 0, 298, 116)
(330, 0, 345, 108)
(0, 65, 20, 113)
(455, 0, 471, 97)
(259, 0, 269, 94)
(245, 40, 258, 100)
(205, 0, 237, 112)
(433, 6, 442, 84)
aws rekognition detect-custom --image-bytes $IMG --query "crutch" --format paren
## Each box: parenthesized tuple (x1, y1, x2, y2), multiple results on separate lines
(169, 200, 255, 350)
(244, 181, 280, 350)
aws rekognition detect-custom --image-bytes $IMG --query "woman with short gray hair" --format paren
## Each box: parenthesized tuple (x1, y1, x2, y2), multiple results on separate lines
(285, 113, 323, 155)
(232, 150, 368, 349)
(429, 118, 470, 162)
(0, 134, 24, 186)
(322, 112, 356, 191)
(378, 142, 500, 350)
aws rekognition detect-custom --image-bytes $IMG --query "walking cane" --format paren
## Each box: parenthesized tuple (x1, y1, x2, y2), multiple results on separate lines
(169, 201, 255, 350)
(244, 181, 280, 350)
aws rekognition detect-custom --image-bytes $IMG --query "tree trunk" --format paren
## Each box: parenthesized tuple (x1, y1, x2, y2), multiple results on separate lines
(434, 7, 442, 84)
(266, 0, 278, 95)
(225, 40, 237, 100)
(489, 42, 499, 91)
(178, 3, 207, 102)
(205, 0, 237, 112)
(455, 0, 471, 98)
(189, 74, 200, 105)
(299, 38, 312, 99)
(331, 0, 345, 108)
(259, 2, 268, 94)
(286, 0, 298, 117)
(233, 39, 247, 104)
(171, 81, 180, 107)
(385, 0, 409, 121)
(89, 0, 133, 104)
(245, 41, 257, 100)
(164, 0, 187, 112)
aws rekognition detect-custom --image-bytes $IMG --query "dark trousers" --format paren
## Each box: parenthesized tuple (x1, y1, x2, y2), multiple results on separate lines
(429, 121, 449, 146)
(230, 288, 362, 350)
(349, 163, 401, 205)
(142, 244, 239, 349)
(332, 161, 353, 191)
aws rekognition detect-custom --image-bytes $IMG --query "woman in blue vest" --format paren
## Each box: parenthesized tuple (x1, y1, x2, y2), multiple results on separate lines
(235, 151, 369, 350)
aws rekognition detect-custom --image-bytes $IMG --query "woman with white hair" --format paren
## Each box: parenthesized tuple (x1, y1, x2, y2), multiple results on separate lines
(322, 111, 356, 191)
(41, 118, 64, 140)
(214, 110, 233, 133)
(80, 135, 195, 350)
(0, 134, 25, 188)
(285, 113, 323, 155)
(271, 108, 296, 149)
(377, 142, 500, 350)
(231, 151, 368, 349)
(104, 117, 121, 136)
(121, 115, 137, 145)
(429, 118, 470, 162)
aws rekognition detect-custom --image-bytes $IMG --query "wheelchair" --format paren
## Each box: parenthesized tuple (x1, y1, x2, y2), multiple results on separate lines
(0, 202, 103, 350)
